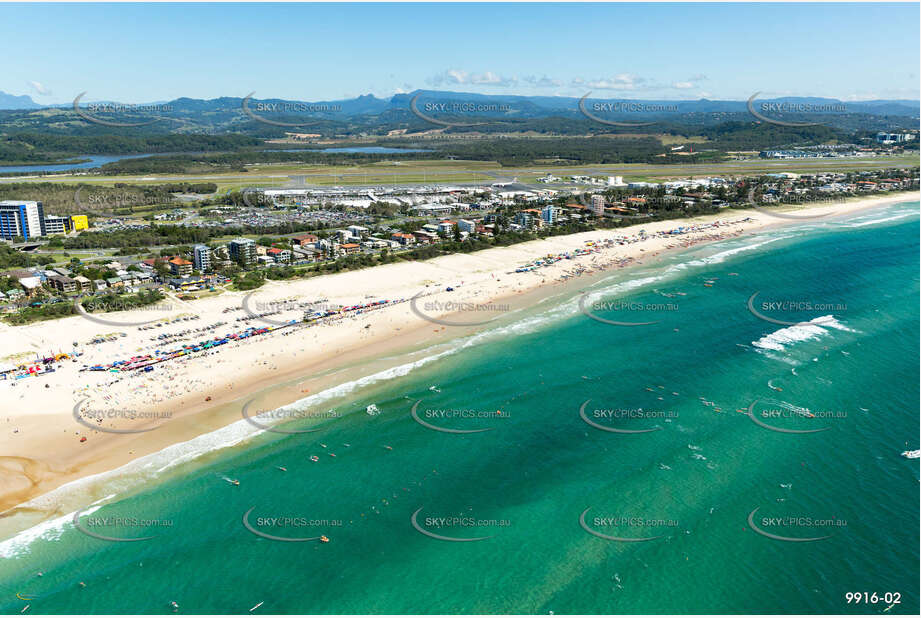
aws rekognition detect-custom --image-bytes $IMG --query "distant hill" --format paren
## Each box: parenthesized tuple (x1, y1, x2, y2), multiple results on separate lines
(0, 91, 41, 110)
(0, 89, 916, 135)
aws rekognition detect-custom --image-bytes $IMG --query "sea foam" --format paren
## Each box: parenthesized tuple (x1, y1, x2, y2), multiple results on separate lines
(752, 315, 854, 352)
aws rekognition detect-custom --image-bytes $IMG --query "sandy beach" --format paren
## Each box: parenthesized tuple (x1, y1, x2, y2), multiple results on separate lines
(0, 192, 916, 520)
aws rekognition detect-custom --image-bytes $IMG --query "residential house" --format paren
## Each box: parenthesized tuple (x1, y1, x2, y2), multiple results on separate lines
(390, 232, 415, 246)
(266, 247, 292, 263)
(412, 230, 438, 244)
(437, 220, 457, 236)
(18, 276, 42, 296)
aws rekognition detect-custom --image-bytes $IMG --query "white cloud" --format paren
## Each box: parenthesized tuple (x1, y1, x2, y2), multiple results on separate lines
(672, 82, 694, 89)
(28, 81, 52, 96)
(578, 73, 648, 91)
(428, 70, 517, 88)
(522, 75, 563, 88)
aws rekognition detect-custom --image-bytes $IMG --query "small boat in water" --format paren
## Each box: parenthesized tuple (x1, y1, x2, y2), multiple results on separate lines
(366, 404, 380, 416)
(319, 535, 330, 543)
(901, 449, 920, 459)
(309, 455, 319, 462)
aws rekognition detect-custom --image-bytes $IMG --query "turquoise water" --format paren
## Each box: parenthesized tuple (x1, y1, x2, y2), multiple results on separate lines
(0, 154, 169, 174)
(2, 203, 918, 614)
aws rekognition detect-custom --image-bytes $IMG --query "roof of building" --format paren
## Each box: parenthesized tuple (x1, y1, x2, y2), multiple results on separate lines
(168, 258, 192, 266)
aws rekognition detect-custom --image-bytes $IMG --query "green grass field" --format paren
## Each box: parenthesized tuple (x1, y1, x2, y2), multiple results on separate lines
(1, 154, 916, 199)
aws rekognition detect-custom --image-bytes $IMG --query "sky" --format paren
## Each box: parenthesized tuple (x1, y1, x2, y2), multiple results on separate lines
(2, 2, 919, 104)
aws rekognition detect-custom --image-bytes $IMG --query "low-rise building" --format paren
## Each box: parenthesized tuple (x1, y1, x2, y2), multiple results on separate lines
(18, 276, 42, 296)
(412, 230, 438, 244)
(437, 220, 457, 236)
(44, 215, 72, 235)
(390, 232, 415, 246)
(73, 275, 92, 292)
(71, 215, 89, 231)
(266, 247, 292, 263)
(347, 225, 369, 238)
(47, 274, 77, 294)
(291, 233, 319, 246)
(168, 257, 193, 277)
(292, 245, 322, 262)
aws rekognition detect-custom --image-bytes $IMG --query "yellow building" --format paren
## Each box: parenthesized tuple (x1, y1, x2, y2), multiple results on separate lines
(71, 215, 89, 231)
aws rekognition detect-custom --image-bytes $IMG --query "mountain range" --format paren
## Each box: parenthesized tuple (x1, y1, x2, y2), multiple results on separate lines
(0, 90, 917, 135)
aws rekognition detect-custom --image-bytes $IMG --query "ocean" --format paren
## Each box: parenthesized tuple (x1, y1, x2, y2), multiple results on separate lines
(1, 201, 918, 615)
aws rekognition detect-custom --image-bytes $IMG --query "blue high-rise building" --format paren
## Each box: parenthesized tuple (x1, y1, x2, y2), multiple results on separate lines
(0, 200, 46, 240)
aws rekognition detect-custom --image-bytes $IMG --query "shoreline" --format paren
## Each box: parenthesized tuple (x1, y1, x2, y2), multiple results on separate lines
(1, 192, 917, 533)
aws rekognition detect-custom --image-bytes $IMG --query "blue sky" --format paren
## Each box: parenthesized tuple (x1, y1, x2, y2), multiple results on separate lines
(3, 2, 918, 103)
